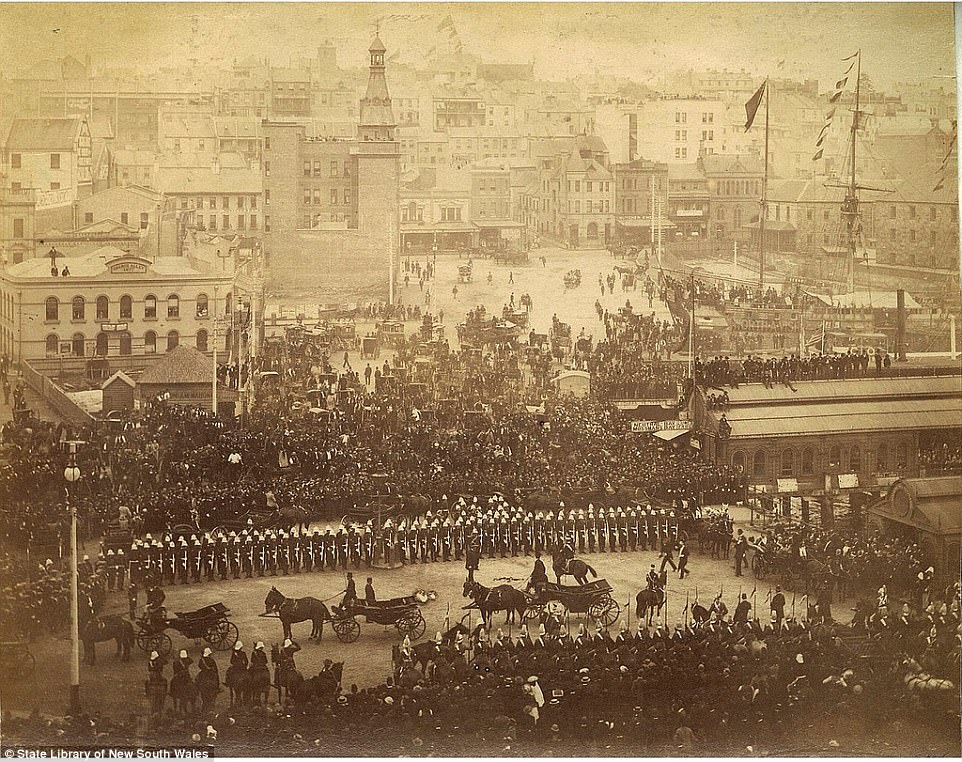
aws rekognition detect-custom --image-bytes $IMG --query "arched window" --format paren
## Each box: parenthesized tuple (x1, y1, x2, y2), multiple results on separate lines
(225, 291, 233, 314)
(829, 445, 841, 468)
(45, 296, 59, 321)
(731, 450, 745, 472)
(167, 294, 180, 318)
(119, 332, 131, 356)
(96, 295, 109, 321)
(586, 222, 599, 240)
(95, 332, 108, 356)
(119, 294, 132, 320)
(72, 296, 85, 321)
(144, 294, 157, 319)
(877, 443, 888, 473)
(224, 327, 232, 352)
(752, 450, 767, 478)
(196, 329, 208, 352)
(71, 332, 85, 357)
(801, 448, 815, 476)
(896, 442, 908, 469)
(166, 330, 179, 351)
(195, 293, 209, 318)
(849, 445, 861, 473)
(45, 333, 59, 356)
(144, 330, 157, 354)
(780, 449, 795, 477)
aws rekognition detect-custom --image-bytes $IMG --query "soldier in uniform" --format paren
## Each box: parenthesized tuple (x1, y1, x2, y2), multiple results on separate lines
(336, 528, 349, 571)
(116, 548, 127, 589)
(453, 518, 464, 560)
(521, 514, 533, 556)
(596, 509, 607, 553)
(405, 520, 417, 564)
(275, 531, 288, 575)
(324, 527, 337, 571)
(608, 508, 619, 552)
(350, 527, 362, 570)
(533, 512, 544, 555)
(628, 508, 638, 552)
(419, 520, 430, 564)
(586, 507, 597, 553)
(426, 520, 438, 563)
(229, 532, 242, 579)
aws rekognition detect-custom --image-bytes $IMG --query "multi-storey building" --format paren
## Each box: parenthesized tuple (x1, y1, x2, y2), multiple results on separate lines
(260, 36, 399, 303)
(270, 68, 312, 119)
(471, 159, 528, 249)
(434, 92, 486, 131)
(667, 163, 711, 241)
(3, 117, 92, 203)
(524, 134, 614, 249)
(154, 162, 263, 236)
(220, 56, 270, 118)
(399, 168, 474, 255)
(701, 154, 764, 243)
(611, 158, 669, 246)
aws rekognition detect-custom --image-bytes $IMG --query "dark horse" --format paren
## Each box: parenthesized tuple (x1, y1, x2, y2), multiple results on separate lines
(635, 571, 668, 626)
(265, 587, 330, 640)
(550, 552, 597, 585)
(79, 597, 132, 665)
(463, 580, 529, 626)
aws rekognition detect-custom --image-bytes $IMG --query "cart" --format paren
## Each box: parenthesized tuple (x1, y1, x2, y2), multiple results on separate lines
(525, 579, 620, 627)
(377, 321, 405, 349)
(135, 602, 239, 658)
(330, 596, 426, 643)
(360, 335, 380, 360)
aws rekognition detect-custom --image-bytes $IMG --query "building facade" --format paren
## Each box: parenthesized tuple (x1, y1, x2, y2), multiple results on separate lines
(611, 158, 669, 246)
(3, 117, 93, 204)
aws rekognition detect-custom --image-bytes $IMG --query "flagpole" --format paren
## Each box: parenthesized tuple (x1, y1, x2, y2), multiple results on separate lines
(848, 51, 861, 295)
(759, 79, 769, 290)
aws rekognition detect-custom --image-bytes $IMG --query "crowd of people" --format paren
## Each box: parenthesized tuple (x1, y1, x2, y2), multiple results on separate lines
(4, 579, 958, 755)
(694, 351, 894, 389)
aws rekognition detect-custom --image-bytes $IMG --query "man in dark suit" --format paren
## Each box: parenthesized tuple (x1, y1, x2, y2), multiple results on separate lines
(734, 593, 751, 623)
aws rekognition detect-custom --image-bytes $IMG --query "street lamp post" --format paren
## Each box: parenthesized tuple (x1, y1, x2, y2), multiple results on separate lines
(63, 441, 84, 714)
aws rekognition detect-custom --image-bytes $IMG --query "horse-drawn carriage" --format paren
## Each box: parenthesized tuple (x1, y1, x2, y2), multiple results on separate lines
(563, 269, 582, 289)
(751, 545, 830, 591)
(135, 602, 238, 658)
(330, 597, 427, 644)
(360, 334, 380, 359)
(377, 321, 405, 349)
(526, 580, 621, 627)
(502, 307, 529, 329)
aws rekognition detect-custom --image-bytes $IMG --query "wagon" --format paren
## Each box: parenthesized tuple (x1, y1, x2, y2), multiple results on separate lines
(330, 596, 426, 644)
(377, 321, 405, 349)
(525, 579, 620, 627)
(135, 602, 239, 658)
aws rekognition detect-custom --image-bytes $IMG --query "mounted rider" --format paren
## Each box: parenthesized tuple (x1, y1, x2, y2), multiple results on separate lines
(646, 564, 662, 592)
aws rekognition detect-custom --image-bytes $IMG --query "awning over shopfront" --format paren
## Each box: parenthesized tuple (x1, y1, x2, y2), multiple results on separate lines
(653, 428, 689, 442)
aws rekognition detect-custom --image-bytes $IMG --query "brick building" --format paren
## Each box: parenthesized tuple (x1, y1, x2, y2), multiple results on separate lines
(611, 158, 669, 246)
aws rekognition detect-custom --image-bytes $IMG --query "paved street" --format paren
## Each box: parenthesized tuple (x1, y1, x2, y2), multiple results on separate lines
(2, 512, 848, 720)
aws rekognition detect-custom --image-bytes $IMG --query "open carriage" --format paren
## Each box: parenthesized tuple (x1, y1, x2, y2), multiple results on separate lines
(526, 579, 621, 627)
(330, 596, 427, 644)
(135, 602, 239, 658)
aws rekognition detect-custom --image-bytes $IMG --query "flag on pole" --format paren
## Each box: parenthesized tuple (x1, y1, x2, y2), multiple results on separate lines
(744, 81, 767, 132)
(841, 50, 860, 61)
(829, 91, 844, 104)
(812, 149, 824, 162)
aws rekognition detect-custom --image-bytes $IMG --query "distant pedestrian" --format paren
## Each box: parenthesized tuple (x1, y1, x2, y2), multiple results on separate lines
(677, 540, 690, 579)
(508, 271, 514, 285)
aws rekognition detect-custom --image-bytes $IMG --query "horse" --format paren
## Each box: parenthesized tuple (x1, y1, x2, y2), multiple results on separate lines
(79, 614, 133, 665)
(225, 660, 249, 706)
(265, 586, 330, 640)
(691, 603, 710, 624)
(288, 663, 344, 706)
(635, 572, 668, 625)
(550, 552, 597, 585)
(169, 663, 197, 717)
(271, 644, 299, 706)
(462, 580, 529, 626)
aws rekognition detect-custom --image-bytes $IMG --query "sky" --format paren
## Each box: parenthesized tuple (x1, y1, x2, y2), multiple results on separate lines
(0, 3, 956, 89)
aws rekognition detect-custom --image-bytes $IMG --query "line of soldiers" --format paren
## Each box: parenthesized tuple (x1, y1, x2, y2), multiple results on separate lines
(102, 497, 681, 585)
(113, 525, 379, 585)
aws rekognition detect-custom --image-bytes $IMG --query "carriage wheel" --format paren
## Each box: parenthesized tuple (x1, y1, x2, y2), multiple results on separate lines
(172, 524, 196, 536)
(141, 632, 172, 658)
(397, 610, 426, 641)
(523, 604, 544, 622)
(589, 595, 621, 628)
(752, 555, 765, 580)
(333, 617, 360, 644)
(9, 650, 35, 681)
(205, 620, 239, 651)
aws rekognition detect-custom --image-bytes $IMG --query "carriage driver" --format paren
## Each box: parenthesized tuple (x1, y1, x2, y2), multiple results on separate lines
(145, 584, 167, 628)
(528, 551, 549, 595)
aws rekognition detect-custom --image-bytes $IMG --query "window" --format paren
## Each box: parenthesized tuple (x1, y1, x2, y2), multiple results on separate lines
(264, 160, 270, 176)
(72, 333, 85, 357)
(45, 334, 59, 356)
(930, 206, 937, 221)
(222, 214, 230, 229)
(828, 445, 841, 468)
(209, 215, 217, 231)
(909, 205, 916, 219)
(237, 196, 245, 210)
(95, 332, 108, 356)
(225, 292, 232, 314)
(331, 188, 338, 205)
(575, 181, 580, 192)
(303, 160, 312, 177)
(344, 189, 350, 206)
(237, 215, 245, 230)
(119, 332, 131, 356)
(167, 294, 179, 318)
(116, 295, 132, 320)
(72, 296, 85, 321)
(264, 137, 270, 150)
(10, 153, 20, 168)
(313, 189, 321, 205)
(96, 296, 109, 320)
(250, 215, 257, 229)
(45, 296, 59, 321)
(140, 212, 149, 230)
(196, 328, 208, 352)
(144, 330, 157, 354)
(13, 218, 24, 237)
(780, 449, 795, 477)
(849, 446, 861, 472)
(84, 212, 94, 225)
(250, 196, 257, 210)
(166, 331, 179, 351)
(209, 197, 216, 209)
(222, 197, 230, 210)
(876, 443, 888, 472)
(264, 215, 271, 232)
(50, 154, 60, 169)
(330, 160, 339, 177)
(732, 451, 745, 472)
(752, 451, 767, 477)
(144, 294, 157, 320)
(120, 213, 129, 225)
(801, 448, 814, 476)
(896, 442, 908, 468)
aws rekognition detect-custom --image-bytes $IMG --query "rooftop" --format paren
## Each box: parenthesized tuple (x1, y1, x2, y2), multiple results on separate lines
(5, 247, 212, 280)
(138, 345, 214, 386)
(6, 117, 82, 151)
